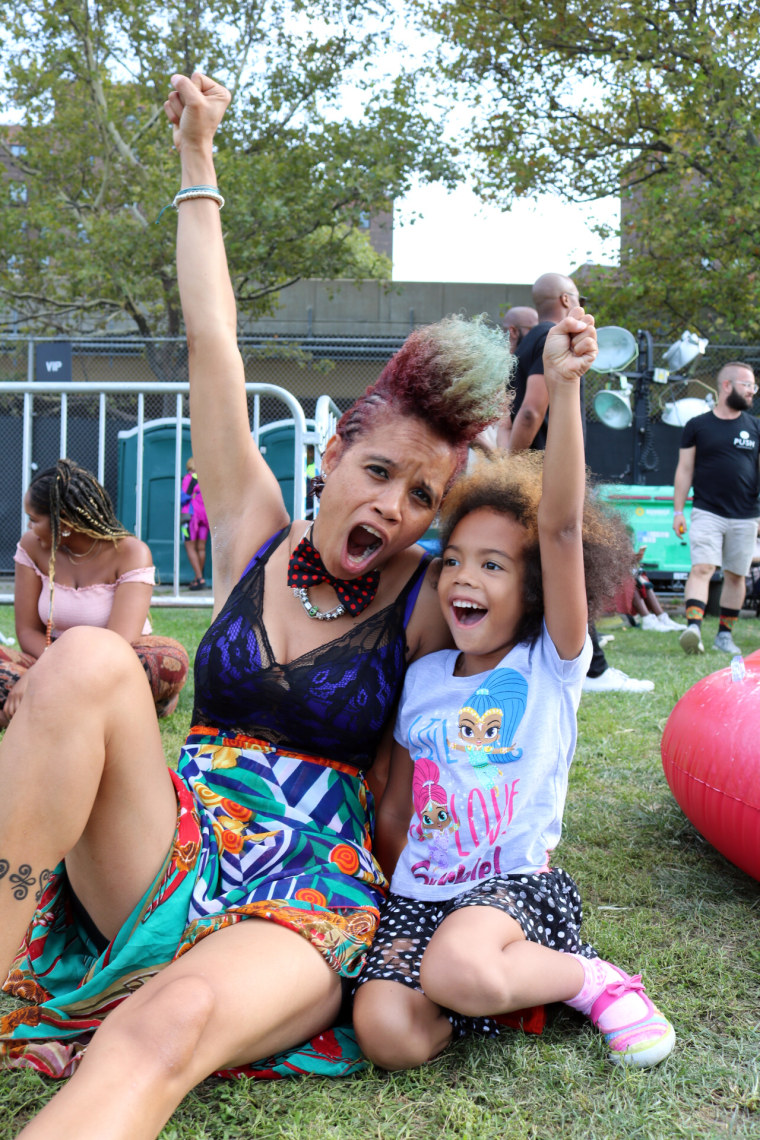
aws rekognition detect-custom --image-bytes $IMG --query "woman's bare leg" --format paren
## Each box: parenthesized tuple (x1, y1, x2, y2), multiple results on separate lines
(183, 539, 202, 582)
(0, 626, 177, 972)
(18, 920, 343, 1140)
(196, 539, 207, 580)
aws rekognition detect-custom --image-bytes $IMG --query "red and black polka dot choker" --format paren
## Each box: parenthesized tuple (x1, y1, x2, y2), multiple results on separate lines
(287, 532, 379, 619)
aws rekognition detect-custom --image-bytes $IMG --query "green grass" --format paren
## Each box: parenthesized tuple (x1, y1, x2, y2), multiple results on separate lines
(1, 603, 759, 1139)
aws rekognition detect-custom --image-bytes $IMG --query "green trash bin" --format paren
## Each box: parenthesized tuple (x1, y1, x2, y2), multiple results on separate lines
(596, 483, 693, 592)
(258, 418, 314, 519)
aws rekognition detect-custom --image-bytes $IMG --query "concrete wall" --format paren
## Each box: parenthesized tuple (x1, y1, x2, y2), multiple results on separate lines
(241, 279, 534, 338)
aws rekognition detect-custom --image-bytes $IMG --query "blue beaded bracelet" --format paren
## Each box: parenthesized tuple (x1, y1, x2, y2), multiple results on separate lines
(173, 185, 224, 209)
(156, 185, 224, 223)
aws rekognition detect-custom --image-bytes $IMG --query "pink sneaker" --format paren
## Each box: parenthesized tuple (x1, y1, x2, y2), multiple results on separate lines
(588, 967, 675, 1068)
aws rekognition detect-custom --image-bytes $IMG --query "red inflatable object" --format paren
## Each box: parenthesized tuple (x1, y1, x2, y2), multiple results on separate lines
(661, 654, 760, 881)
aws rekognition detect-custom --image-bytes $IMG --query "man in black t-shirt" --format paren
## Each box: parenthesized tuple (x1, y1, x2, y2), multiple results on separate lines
(501, 273, 654, 694)
(502, 305, 538, 353)
(501, 319, 555, 450)
(673, 361, 760, 655)
(477, 307, 537, 451)
(496, 273, 582, 451)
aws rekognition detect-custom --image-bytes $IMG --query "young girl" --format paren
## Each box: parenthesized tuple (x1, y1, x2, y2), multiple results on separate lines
(353, 310, 675, 1071)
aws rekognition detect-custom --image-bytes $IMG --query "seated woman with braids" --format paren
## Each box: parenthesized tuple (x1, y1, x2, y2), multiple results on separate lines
(0, 459, 189, 725)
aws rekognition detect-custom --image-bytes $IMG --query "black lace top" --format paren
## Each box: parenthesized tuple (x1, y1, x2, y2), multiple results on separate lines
(192, 528, 432, 772)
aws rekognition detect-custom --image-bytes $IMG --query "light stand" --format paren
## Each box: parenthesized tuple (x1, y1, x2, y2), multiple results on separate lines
(630, 330, 656, 485)
(592, 327, 708, 484)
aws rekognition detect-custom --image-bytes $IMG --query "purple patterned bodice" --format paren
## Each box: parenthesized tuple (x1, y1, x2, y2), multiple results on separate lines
(192, 528, 431, 772)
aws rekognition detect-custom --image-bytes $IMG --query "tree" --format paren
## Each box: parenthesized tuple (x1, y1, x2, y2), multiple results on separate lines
(414, 0, 760, 338)
(0, 0, 458, 356)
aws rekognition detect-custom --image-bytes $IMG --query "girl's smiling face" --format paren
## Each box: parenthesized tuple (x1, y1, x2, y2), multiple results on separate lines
(438, 507, 528, 676)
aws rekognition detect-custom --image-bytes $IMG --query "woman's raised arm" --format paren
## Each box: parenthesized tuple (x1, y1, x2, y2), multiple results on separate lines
(164, 73, 289, 607)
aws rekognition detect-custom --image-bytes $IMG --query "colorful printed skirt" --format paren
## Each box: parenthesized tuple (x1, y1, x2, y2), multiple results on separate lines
(0, 731, 386, 1080)
(0, 637, 189, 720)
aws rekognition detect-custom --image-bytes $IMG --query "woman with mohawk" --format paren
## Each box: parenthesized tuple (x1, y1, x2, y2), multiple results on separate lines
(0, 73, 512, 1138)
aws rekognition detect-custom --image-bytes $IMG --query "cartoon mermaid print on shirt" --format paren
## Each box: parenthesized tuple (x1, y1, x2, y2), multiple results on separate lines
(448, 668, 528, 791)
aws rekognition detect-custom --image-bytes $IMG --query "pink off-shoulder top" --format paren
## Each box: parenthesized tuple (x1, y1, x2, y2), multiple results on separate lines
(14, 543, 154, 638)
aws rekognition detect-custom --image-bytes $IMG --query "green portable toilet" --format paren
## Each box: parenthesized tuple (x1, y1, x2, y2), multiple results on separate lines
(117, 419, 203, 585)
(258, 419, 314, 518)
(118, 417, 312, 583)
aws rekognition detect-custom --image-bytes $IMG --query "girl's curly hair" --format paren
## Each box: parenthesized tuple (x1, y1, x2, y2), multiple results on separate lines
(334, 314, 512, 488)
(438, 451, 633, 646)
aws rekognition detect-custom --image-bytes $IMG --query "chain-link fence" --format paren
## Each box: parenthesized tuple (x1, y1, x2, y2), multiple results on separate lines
(1, 331, 758, 586)
(0, 334, 385, 586)
(585, 336, 760, 484)
(0, 334, 399, 411)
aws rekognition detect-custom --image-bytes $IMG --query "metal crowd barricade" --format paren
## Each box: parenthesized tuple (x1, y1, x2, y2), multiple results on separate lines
(0, 380, 315, 607)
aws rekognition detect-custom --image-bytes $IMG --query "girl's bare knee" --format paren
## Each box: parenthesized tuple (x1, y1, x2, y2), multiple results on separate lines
(355, 1015, 441, 1071)
(421, 952, 507, 1017)
(354, 983, 450, 1071)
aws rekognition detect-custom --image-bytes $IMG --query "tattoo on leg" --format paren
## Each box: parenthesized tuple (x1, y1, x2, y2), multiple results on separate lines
(0, 862, 36, 901)
(0, 860, 52, 902)
(35, 869, 52, 903)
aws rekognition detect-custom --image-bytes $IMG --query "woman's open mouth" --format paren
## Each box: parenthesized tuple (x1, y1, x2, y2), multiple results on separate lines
(346, 524, 383, 569)
(452, 600, 487, 627)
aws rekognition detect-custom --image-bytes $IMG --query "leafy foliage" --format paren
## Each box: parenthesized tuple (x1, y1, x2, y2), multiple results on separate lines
(414, 0, 760, 337)
(0, 0, 458, 346)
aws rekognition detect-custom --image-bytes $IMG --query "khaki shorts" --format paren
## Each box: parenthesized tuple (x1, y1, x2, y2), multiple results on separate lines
(690, 508, 759, 576)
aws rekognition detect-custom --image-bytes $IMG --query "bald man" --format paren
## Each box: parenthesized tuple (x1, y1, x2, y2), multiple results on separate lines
(500, 274, 654, 694)
(673, 361, 760, 655)
(501, 305, 538, 352)
(499, 273, 585, 452)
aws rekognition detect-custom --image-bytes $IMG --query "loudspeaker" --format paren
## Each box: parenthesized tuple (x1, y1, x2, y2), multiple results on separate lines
(593, 388, 633, 429)
(589, 327, 638, 373)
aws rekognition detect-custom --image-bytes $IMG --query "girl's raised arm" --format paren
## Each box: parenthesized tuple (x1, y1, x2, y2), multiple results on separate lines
(538, 310, 597, 659)
(164, 73, 289, 609)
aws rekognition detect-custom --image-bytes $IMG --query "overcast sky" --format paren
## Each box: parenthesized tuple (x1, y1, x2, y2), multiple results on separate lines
(391, 183, 620, 285)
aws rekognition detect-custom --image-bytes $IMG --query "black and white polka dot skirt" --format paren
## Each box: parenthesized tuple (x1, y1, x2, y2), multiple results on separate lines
(356, 867, 597, 1038)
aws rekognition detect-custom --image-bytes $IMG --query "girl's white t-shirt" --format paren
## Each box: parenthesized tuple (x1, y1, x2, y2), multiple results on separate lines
(390, 625, 592, 901)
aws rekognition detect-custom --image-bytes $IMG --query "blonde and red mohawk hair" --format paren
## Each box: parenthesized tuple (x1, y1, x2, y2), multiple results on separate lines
(335, 315, 513, 482)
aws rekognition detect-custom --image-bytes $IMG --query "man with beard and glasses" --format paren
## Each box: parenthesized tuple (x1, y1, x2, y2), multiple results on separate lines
(673, 361, 760, 654)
